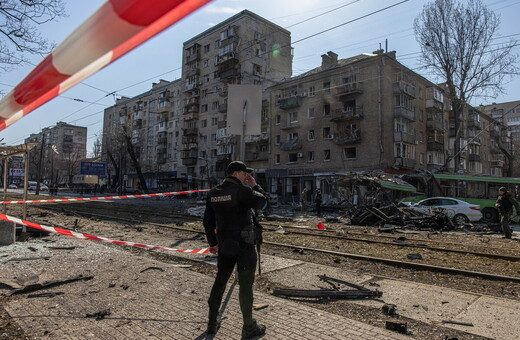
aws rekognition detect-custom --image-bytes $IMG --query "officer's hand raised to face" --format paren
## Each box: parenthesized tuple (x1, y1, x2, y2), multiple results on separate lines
(244, 173, 257, 188)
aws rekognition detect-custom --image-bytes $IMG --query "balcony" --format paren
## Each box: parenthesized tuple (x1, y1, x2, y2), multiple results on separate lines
(217, 154, 232, 161)
(218, 103, 228, 113)
(219, 68, 240, 80)
(426, 99, 443, 111)
(331, 106, 363, 121)
(184, 82, 200, 93)
(280, 121, 301, 130)
(394, 131, 416, 144)
(245, 151, 269, 162)
(468, 154, 481, 162)
(185, 68, 200, 78)
(183, 127, 198, 136)
(334, 82, 363, 98)
(157, 101, 171, 112)
(279, 96, 302, 110)
(394, 81, 416, 98)
(220, 34, 239, 48)
(427, 140, 444, 152)
(134, 110, 144, 120)
(395, 157, 416, 169)
(426, 119, 444, 131)
(394, 107, 415, 121)
(468, 136, 481, 144)
(185, 51, 201, 64)
(490, 159, 504, 167)
(332, 129, 361, 145)
(217, 120, 227, 128)
(157, 123, 167, 133)
(467, 120, 482, 129)
(133, 119, 142, 129)
(279, 138, 302, 151)
(218, 57, 239, 71)
(182, 157, 197, 166)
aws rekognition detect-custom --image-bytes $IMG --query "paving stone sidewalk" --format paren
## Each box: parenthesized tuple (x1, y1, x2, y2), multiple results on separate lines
(1, 235, 408, 340)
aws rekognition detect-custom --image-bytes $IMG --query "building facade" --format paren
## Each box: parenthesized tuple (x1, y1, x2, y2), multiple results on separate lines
(25, 121, 87, 184)
(100, 9, 514, 199)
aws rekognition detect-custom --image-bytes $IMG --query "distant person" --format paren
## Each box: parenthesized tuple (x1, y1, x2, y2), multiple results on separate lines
(300, 188, 308, 212)
(496, 187, 519, 239)
(315, 189, 322, 216)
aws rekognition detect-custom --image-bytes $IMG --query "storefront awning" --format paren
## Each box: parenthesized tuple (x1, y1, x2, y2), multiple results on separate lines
(378, 179, 417, 192)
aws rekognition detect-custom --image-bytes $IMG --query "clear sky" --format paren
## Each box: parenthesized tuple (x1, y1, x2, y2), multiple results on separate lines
(0, 0, 519, 155)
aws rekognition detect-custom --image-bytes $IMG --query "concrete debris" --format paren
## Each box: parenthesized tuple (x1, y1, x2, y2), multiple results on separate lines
(86, 309, 111, 321)
(275, 227, 286, 234)
(382, 304, 397, 316)
(385, 321, 407, 334)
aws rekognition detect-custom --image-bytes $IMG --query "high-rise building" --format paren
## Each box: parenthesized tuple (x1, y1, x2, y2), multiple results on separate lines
(25, 121, 87, 183)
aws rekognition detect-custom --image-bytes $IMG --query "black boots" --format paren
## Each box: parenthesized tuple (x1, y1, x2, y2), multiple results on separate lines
(241, 319, 266, 339)
(206, 320, 220, 334)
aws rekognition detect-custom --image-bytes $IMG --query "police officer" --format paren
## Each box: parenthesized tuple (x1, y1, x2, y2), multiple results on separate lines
(496, 187, 519, 239)
(203, 161, 269, 338)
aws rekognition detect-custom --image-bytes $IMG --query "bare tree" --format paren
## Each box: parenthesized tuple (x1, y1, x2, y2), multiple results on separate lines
(92, 135, 102, 158)
(414, 0, 518, 173)
(0, 0, 66, 74)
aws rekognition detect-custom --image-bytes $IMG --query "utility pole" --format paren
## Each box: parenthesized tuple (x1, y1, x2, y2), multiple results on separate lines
(35, 133, 46, 195)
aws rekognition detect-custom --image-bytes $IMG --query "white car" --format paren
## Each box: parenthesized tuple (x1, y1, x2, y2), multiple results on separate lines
(402, 197, 482, 224)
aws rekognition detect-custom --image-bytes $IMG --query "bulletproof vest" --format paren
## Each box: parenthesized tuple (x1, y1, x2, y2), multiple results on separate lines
(209, 181, 254, 234)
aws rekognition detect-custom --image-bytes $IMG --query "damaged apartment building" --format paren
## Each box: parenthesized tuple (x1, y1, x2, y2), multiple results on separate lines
(267, 50, 510, 202)
(101, 9, 512, 198)
(102, 10, 292, 190)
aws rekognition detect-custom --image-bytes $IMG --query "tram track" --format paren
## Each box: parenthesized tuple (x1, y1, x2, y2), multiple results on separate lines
(30, 203, 520, 284)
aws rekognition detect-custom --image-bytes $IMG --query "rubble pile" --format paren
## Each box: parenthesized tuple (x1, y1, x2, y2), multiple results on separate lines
(348, 204, 455, 230)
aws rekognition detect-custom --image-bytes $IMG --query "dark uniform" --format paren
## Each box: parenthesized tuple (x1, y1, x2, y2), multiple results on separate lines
(496, 187, 519, 238)
(203, 162, 268, 338)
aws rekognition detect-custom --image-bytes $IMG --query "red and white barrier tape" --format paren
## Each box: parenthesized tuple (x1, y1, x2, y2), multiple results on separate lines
(0, 189, 210, 204)
(0, 0, 213, 131)
(0, 213, 210, 254)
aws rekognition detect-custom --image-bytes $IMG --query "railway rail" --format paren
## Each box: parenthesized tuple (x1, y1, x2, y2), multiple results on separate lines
(28, 203, 520, 284)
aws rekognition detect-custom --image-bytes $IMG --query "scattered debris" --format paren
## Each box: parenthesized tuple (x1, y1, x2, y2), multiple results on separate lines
(86, 309, 111, 321)
(385, 321, 407, 334)
(275, 227, 286, 234)
(45, 246, 76, 250)
(108, 282, 116, 288)
(407, 254, 423, 260)
(8, 275, 93, 296)
(272, 288, 382, 299)
(442, 320, 473, 327)
(121, 285, 129, 290)
(27, 291, 65, 298)
(0, 279, 23, 290)
(139, 266, 164, 273)
(7, 256, 51, 262)
(292, 248, 304, 255)
(382, 304, 397, 316)
(27, 247, 38, 252)
(273, 275, 382, 300)
(252, 303, 268, 311)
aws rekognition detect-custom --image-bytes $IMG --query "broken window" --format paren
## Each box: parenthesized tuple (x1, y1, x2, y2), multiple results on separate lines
(344, 147, 356, 159)
(324, 149, 331, 161)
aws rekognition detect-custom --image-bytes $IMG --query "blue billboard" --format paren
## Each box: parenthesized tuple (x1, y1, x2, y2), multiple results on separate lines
(80, 162, 106, 176)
